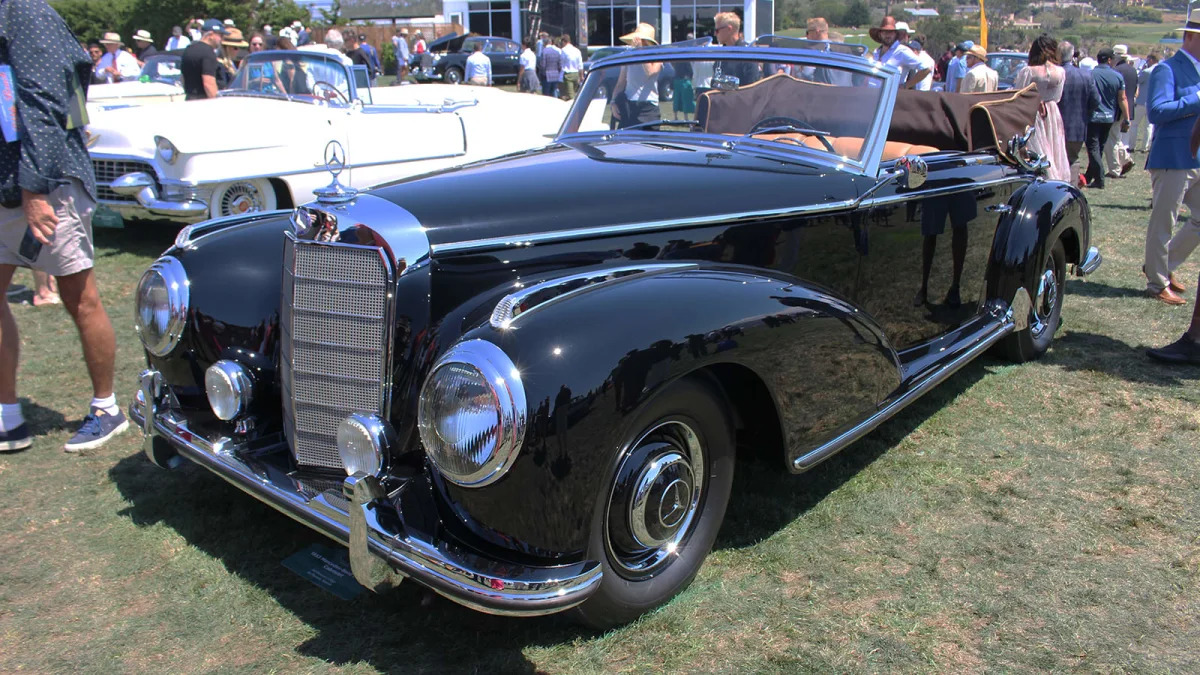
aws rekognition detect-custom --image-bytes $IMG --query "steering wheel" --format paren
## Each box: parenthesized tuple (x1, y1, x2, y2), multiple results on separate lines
(748, 116, 836, 153)
(311, 80, 349, 105)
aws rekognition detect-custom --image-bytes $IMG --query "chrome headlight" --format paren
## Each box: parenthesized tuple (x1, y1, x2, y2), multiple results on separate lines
(417, 340, 526, 488)
(135, 256, 189, 356)
(337, 413, 390, 476)
(205, 360, 252, 420)
(155, 135, 178, 165)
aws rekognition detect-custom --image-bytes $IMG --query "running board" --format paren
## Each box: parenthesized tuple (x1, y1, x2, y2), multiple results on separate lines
(791, 318, 1015, 471)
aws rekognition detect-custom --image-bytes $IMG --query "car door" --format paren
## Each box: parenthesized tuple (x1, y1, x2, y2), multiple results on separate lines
(851, 159, 1022, 353)
(487, 39, 519, 81)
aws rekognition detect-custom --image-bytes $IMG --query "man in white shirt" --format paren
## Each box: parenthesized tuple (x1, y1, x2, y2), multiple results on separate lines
(559, 34, 583, 100)
(94, 32, 140, 83)
(868, 17, 929, 89)
(909, 37, 936, 91)
(165, 25, 190, 51)
(465, 42, 492, 86)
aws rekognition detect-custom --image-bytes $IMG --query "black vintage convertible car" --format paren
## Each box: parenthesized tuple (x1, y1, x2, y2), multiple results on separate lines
(409, 33, 520, 85)
(131, 39, 1100, 628)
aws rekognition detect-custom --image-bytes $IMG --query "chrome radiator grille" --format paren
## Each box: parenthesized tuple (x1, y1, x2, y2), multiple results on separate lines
(92, 159, 157, 203)
(281, 238, 393, 471)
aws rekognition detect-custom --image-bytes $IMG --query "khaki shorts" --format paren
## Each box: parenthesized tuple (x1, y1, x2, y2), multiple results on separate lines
(0, 178, 95, 277)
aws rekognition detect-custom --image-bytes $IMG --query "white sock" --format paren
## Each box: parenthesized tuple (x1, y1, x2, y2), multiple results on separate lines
(0, 403, 24, 432)
(91, 395, 119, 416)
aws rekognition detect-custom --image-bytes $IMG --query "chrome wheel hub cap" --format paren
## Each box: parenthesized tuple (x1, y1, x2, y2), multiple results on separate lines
(606, 419, 705, 577)
(222, 183, 263, 216)
(1031, 267, 1057, 337)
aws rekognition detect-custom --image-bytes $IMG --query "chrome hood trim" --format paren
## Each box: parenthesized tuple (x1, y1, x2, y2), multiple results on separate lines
(292, 194, 431, 275)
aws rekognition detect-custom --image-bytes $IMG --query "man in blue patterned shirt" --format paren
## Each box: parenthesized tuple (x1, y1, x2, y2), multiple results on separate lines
(0, 0, 127, 453)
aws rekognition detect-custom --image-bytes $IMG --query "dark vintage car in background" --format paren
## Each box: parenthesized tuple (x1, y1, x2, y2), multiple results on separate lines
(131, 39, 1100, 628)
(409, 32, 520, 84)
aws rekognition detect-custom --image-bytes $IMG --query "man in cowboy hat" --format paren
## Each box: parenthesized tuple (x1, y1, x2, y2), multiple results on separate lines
(959, 44, 997, 93)
(94, 31, 139, 83)
(131, 29, 156, 65)
(1142, 12, 1200, 305)
(869, 17, 929, 90)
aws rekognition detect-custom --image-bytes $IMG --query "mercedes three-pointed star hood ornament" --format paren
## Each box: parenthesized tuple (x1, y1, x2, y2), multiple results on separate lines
(313, 140, 359, 204)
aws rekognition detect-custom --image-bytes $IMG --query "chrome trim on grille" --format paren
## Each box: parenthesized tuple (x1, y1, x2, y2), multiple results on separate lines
(282, 234, 396, 470)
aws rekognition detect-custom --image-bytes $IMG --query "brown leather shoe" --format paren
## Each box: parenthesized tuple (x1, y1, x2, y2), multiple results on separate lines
(1169, 274, 1186, 293)
(1149, 287, 1187, 305)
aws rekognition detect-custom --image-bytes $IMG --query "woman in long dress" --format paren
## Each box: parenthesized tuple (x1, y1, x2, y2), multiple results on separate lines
(1012, 34, 1072, 182)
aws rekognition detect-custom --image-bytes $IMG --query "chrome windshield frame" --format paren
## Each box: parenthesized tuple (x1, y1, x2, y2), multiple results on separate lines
(221, 49, 361, 107)
(558, 45, 902, 178)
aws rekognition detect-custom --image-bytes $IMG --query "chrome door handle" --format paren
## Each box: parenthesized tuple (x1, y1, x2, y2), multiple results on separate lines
(986, 204, 1012, 214)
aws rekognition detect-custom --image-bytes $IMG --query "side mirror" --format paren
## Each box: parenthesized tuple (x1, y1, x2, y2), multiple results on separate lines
(895, 155, 927, 190)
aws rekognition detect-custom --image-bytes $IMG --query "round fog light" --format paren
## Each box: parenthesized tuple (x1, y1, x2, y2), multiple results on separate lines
(337, 414, 389, 476)
(205, 360, 253, 421)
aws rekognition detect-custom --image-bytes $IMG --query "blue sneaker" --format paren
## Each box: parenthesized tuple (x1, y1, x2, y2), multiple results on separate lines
(0, 423, 31, 451)
(64, 407, 129, 453)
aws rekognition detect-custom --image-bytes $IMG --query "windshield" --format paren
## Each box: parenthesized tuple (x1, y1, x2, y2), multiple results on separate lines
(140, 56, 181, 85)
(562, 51, 891, 168)
(988, 54, 1027, 83)
(226, 51, 351, 102)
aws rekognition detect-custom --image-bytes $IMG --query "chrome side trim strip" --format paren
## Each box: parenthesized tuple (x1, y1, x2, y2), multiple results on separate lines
(792, 318, 1016, 471)
(490, 263, 696, 328)
(130, 390, 603, 616)
(434, 175, 1027, 255)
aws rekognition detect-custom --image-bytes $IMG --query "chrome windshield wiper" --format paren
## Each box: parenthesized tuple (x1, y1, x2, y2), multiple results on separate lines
(617, 119, 701, 132)
(742, 124, 835, 152)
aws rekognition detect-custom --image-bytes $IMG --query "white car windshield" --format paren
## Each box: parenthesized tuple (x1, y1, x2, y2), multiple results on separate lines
(562, 49, 891, 166)
(227, 51, 351, 103)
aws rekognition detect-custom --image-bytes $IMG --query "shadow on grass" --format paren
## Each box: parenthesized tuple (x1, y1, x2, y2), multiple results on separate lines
(107, 452, 581, 672)
(717, 356, 991, 550)
(1050, 330, 1200, 385)
(93, 221, 179, 258)
(103, 355, 997, 669)
(1066, 279, 1147, 300)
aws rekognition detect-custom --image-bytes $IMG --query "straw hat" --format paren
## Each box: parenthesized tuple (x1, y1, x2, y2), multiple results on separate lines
(620, 22, 658, 46)
(868, 16, 908, 42)
(224, 27, 249, 48)
(99, 32, 123, 46)
(132, 29, 152, 43)
(1113, 44, 1128, 56)
(967, 45, 987, 61)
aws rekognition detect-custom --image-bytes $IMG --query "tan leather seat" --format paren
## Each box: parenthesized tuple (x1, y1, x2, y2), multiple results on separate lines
(749, 132, 938, 161)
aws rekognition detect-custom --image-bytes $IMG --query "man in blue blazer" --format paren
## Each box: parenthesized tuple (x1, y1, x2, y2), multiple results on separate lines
(1145, 20, 1200, 305)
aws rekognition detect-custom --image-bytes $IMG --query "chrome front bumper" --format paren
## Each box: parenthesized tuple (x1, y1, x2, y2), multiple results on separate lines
(109, 172, 210, 222)
(1074, 246, 1102, 277)
(131, 370, 602, 616)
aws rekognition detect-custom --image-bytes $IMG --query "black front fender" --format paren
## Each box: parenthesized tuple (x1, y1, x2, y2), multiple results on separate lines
(987, 179, 1090, 306)
(435, 264, 902, 558)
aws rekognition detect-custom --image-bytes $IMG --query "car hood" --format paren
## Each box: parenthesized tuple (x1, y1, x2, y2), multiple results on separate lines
(86, 96, 331, 157)
(371, 138, 865, 250)
(427, 32, 463, 53)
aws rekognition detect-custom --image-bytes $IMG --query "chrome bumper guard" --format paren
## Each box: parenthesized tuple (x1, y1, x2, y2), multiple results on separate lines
(111, 172, 209, 219)
(131, 370, 602, 616)
(1074, 246, 1102, 276)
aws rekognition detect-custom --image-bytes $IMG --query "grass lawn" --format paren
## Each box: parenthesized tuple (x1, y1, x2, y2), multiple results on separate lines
(0, 160, 1198, 672)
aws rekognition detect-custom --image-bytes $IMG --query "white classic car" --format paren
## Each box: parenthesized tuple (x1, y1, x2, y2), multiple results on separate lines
(87, 49, 569, 223)
(86, 54, 185, 114)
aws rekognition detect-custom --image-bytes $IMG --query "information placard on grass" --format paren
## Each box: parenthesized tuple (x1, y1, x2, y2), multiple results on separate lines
(283, 543, 365, 601)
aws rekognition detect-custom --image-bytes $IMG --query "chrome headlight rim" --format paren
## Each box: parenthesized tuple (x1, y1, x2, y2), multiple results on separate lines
(135, 256, 189, 357)
(155, 135, 178, 165)
(418, 339, 527, 488)
(205, 359, 253, 421)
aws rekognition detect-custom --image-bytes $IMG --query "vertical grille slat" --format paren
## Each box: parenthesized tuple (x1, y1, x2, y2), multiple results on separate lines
(91, 159, 158, 202)
(281, 240, 392, 471)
